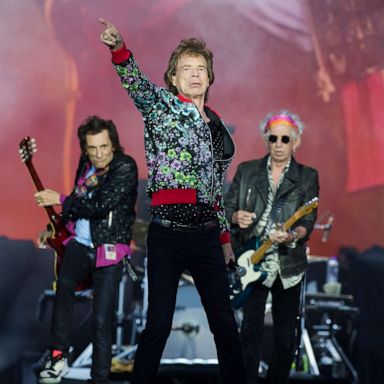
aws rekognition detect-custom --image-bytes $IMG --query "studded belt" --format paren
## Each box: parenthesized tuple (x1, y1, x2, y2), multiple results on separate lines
(152, 215, 218, 232)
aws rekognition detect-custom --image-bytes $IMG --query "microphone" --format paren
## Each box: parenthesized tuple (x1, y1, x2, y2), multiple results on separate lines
(227, 260, 247, 277)
(321, 215, 334, 243)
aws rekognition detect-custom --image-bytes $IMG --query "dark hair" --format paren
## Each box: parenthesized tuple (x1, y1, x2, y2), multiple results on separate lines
(164, 37, 214, 101)
(77, 115, 124, 155)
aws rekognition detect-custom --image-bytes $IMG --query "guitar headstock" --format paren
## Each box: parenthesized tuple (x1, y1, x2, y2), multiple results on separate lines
(284, 197, 319, 231)
(301, 197, 319, 214)
(19, 136, 37, 163)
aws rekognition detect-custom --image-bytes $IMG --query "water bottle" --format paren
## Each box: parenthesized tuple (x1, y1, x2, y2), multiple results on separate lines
(326, 256, 339, 283)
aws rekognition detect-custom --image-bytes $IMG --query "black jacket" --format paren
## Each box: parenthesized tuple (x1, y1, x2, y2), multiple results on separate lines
(62, 152, 138, 247)
(225, 155, 319, 277)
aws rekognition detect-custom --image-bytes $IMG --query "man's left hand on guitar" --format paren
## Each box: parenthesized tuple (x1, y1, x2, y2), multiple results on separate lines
(269, 226, 290, 244)
(34, 189, 61, 207)
(269, 225, 307, 245)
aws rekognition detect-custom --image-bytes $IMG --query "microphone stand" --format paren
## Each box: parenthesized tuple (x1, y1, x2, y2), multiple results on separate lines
(314, 215, 334, 243)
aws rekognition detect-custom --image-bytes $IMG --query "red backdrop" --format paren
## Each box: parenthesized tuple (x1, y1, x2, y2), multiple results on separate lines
(2, 0, 384, 258)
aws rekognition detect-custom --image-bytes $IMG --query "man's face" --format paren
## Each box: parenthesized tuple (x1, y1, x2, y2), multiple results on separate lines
(267, 124, 300, 164)
(171, 54, 210, 99)
(85, 129, 114, 169)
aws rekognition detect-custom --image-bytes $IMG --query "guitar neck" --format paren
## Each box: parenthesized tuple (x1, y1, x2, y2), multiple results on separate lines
(251, 216, 303, 264)
(25, 160, 61, 224)
(26, 160, 44, 190)
(250, 210, 307, 264)
(247, 199, 318, 266)
(250, 240, 273, 265)
(283, 213, 301, 232)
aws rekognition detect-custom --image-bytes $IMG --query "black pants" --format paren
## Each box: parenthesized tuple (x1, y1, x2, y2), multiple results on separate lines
(131, 221, 247, 384)
(50, 240, 123, 383)
(241, 276, 301, 384)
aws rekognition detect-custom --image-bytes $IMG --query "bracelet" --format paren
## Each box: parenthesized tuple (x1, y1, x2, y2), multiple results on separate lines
(287, 230, 299, 249)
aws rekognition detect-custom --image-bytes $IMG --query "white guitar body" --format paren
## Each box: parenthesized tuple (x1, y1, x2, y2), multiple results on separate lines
(237, 249, 266, 289)
(229, 198, 319, 309)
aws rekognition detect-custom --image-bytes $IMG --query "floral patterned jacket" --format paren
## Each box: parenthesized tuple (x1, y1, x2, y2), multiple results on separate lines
(111, 47, 235, 242)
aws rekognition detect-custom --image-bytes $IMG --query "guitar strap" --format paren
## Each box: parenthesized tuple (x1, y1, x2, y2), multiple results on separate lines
(240, 193, 288, 248)
(259, 194, 288, 240)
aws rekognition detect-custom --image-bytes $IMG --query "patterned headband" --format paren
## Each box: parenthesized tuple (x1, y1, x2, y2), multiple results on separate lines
(259, 110, 304, 136)
(265, 115, 298, 133)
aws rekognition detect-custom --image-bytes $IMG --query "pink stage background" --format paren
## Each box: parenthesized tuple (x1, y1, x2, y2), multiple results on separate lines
(1, 0, 384, 258)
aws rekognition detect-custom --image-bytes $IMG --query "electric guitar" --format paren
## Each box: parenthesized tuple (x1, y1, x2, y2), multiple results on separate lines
(18, 137, 88, 290)
(229, 197, 319, 309)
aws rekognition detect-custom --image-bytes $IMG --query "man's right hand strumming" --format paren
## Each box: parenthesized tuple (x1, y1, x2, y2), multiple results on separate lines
(99, 18, 124, 51)
(232, 210, 256, 229)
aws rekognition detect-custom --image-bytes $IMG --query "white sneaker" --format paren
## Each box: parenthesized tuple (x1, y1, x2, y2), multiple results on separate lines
(39, 353, 69, 384)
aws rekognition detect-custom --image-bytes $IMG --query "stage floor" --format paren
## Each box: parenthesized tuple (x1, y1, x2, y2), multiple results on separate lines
(20, 357, 354, 384)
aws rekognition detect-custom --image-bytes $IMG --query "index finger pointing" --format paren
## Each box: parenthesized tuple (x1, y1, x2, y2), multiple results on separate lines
(99, 17, 113, 29)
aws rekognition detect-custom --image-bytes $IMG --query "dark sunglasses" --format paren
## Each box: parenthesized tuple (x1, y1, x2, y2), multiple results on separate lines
(268, 134, 291, 144)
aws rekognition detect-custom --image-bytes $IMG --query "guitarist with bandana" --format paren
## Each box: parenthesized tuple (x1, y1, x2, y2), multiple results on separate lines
(225, 110, 319, 384)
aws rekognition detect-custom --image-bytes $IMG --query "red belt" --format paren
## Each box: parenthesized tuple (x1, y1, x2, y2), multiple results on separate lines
(151, 189, 197, 206)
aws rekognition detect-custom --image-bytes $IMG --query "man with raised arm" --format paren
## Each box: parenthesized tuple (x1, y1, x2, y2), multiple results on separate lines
(99, 18, 246, 384)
